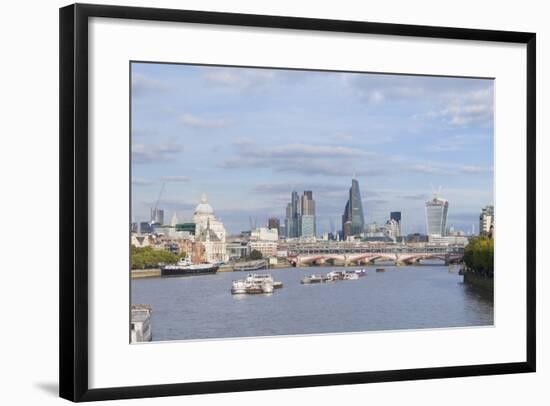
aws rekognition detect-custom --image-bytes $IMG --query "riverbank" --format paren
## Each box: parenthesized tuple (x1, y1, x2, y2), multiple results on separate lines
(463, 272, 494, 294)
(131, 269, 161, 279)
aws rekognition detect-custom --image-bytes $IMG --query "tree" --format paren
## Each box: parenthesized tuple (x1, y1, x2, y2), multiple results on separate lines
(463, 236, 494, 277)
(249, 249, 263, 260)
(131, 246, 179, 269)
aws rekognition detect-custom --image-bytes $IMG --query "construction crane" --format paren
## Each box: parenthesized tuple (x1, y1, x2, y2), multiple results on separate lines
(150, 182, 165, 225)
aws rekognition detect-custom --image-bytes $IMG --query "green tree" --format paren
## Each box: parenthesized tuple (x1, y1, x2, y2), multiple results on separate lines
(249, 249, 263, 260)
(131, 246, 179, 269)
(463, 236, 494, 277)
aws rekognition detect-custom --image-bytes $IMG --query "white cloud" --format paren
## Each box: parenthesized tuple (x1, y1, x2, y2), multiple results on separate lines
(179, 113, 230, 129)
(132, 73, 169, 95)
(132, 177, 154, 186)
(132, 143, 183, 164)
(203, 69, 276, 89)
(459, 165, 493, 174)
(159, 176, 192, 182)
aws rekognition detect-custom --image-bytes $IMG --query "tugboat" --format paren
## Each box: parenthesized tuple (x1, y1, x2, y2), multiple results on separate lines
(161, 257, 219, 277)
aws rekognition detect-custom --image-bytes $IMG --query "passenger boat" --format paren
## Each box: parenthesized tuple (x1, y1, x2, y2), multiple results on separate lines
(231, 273, 279, 294)
(300, 274, 327, 284)
(326, 271, 344, 281)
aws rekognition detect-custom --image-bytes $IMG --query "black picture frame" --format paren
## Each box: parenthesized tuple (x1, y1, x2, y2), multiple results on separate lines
(59, 3, 536, 402)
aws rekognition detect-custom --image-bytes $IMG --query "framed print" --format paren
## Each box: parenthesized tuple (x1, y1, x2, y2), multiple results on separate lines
(59, 3, 536, 402)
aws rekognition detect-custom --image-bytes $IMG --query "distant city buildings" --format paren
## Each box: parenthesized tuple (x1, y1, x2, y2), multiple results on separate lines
(285, 190, 317, 238)
(479, 205, 494, 238)
(425, 194, 449, 237)
(342, 179, 365, 240)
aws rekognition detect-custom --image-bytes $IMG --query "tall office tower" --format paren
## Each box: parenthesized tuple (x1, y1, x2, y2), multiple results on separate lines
(299, 191, 316, 237)
(479, 205, 494, 237)
(425, 195, 449, 236)
(390, 211, 402, 236)
(341, 179, 365, 240)
(285, 191, 300, 238)
(150, 208, 164, 225)
(268, 217, 280, 234)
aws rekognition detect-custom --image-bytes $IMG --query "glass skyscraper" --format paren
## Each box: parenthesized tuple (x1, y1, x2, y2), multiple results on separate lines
(425, 196, 449, 236)
(341, 179, 365, 240)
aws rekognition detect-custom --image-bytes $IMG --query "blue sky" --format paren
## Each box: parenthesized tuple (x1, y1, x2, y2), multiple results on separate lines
(131, 62, 494, 235)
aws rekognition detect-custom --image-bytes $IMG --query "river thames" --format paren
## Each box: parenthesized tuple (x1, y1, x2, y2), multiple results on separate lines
(131, 264, 493, 342)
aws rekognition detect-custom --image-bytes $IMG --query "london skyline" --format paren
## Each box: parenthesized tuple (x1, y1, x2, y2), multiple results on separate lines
(131, 63, 494, 235)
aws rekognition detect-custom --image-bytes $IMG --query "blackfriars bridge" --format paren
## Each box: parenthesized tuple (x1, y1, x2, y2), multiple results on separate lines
(284, 242, 465, 266)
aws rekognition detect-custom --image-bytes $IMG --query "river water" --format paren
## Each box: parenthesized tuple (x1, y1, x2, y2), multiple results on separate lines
(131, 265, 493, 341)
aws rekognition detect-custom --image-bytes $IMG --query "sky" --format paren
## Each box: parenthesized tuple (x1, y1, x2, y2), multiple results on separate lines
(131, 62, 494, 236)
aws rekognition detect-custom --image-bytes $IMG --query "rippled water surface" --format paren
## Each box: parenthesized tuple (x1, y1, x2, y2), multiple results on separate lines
(131, 265, 493, 341)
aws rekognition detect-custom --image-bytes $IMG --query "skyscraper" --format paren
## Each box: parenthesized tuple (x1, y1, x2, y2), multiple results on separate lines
(150, 208, 164, 225)
(425, 195, 449, 236)
(300, 191, 316, 237)
(285, 191, 300, 238)
(268, 217, 280, 234)
(390, 211, 402, 236)
(285, 190, 316, 238)
(341, 179, 365, 240)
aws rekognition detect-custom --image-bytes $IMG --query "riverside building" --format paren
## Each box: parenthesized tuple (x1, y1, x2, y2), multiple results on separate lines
(479, 205, 495, 237)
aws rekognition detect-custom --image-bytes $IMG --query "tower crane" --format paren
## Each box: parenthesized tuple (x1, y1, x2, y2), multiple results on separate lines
(150, 182, 165, 225)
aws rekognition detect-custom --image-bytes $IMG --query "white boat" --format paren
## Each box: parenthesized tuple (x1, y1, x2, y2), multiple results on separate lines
(301, 274, 327, 284)
(326, 271, 344, 281)
(354, 268, 367, 277)
(343, 272, 359, 280)
(231, 280, 247, 294)
(231, 273, 278, 294)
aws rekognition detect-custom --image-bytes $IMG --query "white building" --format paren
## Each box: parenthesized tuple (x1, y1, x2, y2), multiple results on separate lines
(248, 241, 278, 258)
(428, 235, 469, 246)
(192, 193, 228, 263)
(250, 227, 278, 241)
